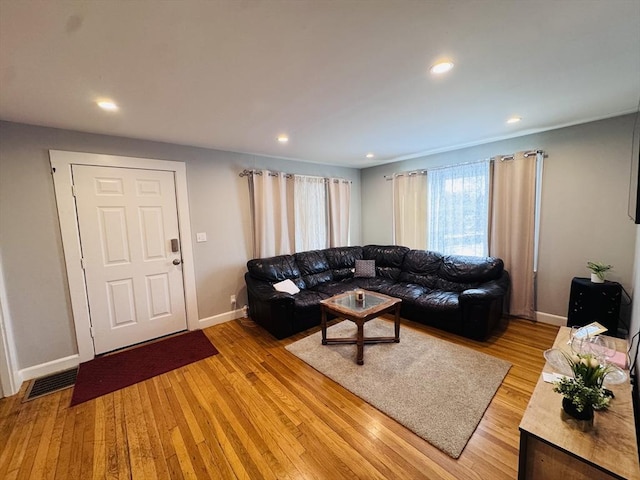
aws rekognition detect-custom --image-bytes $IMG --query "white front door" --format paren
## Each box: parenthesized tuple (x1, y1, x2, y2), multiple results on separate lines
(72, 165, 187, 354)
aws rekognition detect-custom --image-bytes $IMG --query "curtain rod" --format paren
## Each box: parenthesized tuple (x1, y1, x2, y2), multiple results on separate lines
(239, 169, 351, 183)
(384, 149, 546, 179)
(239, 169, 293, 178)
(384, 158, 488, 180)
(239, 169, 292, 178)
(499, 149, 546, 162)
(239, 169, 259, 177)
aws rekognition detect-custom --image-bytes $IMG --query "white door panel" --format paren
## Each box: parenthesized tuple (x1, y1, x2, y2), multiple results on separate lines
(73, 165, 187, 354)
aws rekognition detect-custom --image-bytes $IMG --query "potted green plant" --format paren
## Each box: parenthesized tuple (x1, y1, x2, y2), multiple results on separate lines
(553, 352, 612, 422)
(586, 261, 612, 284)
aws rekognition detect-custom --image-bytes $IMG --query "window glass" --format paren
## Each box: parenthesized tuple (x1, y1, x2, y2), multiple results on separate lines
(427, 160, 490, 256)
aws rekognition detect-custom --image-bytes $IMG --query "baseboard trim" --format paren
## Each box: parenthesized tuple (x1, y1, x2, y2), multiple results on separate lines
(199, 309, 243, 329)
(12, 314, 242, 394)
(18, 354, 80, 384)
(535, 311, 567, 326)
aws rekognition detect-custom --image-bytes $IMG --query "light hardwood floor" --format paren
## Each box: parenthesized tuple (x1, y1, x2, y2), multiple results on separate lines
(0, 316, 558, 480)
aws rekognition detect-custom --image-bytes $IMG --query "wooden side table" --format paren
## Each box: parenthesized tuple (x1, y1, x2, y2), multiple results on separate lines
(518, 327, 639, 480)
(567, 277, 622, 335)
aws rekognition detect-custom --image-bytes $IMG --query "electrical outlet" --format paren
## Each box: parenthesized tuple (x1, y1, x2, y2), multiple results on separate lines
(230, 295, 236, 306)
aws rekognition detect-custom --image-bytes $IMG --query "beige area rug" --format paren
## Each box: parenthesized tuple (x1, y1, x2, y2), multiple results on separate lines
(285, 318, 511, 458)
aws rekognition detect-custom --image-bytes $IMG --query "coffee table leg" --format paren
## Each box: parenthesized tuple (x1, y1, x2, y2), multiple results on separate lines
(357, 320, 364, 365)
(394, 304, 401, 343)
(321, 307, 327, 345)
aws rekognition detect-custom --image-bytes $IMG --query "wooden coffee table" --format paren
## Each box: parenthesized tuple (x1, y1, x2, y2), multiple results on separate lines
(320, 290, 402, 365)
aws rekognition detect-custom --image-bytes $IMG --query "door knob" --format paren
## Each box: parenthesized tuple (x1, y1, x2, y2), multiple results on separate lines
(172, 259, 182, 265)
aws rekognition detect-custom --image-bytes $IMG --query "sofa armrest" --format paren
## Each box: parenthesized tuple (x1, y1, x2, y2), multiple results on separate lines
(245, 272, 297, 339)
(459, 271, 510, 303)
(458, 271, 510, 340)
(245, 273, 295, 303)
(460, 284, 503, 302)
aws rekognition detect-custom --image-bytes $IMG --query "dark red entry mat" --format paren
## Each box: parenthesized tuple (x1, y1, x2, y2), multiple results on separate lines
(70, 330, 218, 406)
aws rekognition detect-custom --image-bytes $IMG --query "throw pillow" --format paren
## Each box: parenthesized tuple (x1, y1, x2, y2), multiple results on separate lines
(273, 279, 300, 295)
(354, 259, 376, 278)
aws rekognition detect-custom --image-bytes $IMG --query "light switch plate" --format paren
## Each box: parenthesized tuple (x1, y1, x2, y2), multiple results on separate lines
(196, 232, 207, 242)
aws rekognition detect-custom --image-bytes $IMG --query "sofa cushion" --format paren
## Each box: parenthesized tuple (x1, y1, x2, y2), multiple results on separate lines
(295, 250, 333, 288)
(435, 277, 479, 293)
(363, 245, 409, 267)
(402, 250, 443, 275)
(324, 246, 363, 280)
(351, 277, 397, 291)
(313, 279, 360, 296)
(363, 245, 410, 280)
(414, 291, 460, 312)
(247, 255, 306, 288)
(293, 290, 329, 309)
(354, 259, 376, 278)
(398, 250, 442, 288)
(398, 271, 438, 289)
(295, 250, 330, 275)
(439, 255, 504, 283)
(377, 283, 427, 302)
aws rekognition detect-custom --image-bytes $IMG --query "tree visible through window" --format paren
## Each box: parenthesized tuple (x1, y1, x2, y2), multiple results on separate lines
(427, 160, 490, 256)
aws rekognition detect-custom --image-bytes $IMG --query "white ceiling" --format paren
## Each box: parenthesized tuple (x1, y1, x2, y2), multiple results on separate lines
(1, 1, 639, 168)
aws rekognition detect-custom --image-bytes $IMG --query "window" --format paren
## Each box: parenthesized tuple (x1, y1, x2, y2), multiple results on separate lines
(245, 170, 350, 257)
(294, 175, 328, 251)
(391, 151, 542, 319)
(427, 160, 490, 256)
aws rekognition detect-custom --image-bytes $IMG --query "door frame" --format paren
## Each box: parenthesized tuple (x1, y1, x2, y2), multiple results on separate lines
(0, 251, 20, 396)
(50, 150, 199, 363)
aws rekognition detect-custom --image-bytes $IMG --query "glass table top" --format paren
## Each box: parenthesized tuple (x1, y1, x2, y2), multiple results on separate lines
(325, 291, 390, 313)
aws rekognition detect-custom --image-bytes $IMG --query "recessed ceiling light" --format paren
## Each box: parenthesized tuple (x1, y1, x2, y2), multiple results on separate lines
(430, 61, 454, 75)
(277, 135, 289, 143)
(366, 153, 374, 159)
(507, 116, 522, 124)
(97, 100, 119, 111)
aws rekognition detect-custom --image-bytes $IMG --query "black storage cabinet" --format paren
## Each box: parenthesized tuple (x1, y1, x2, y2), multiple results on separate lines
(567, 277, 622, 335)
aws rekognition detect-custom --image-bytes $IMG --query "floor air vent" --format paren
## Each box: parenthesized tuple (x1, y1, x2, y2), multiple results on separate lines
(24, 367, 78, 402)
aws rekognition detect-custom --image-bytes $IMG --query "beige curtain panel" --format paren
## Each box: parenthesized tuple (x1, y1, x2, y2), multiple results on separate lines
(328, 178, 351, 247)
(489, 152, 537, 319)
(246, 170, 351, 257)
(393, 173, 427, 249)
(249, 170, 294, 258)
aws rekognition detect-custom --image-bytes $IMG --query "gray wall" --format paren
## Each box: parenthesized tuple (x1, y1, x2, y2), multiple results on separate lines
(0, 121, 361, 369)
(632, 227, 639, 398)
(1, 114, 636, 371)
(361, 115, 637, 319)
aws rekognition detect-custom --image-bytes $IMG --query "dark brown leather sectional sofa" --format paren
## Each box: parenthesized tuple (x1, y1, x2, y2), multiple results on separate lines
(245, 245, 510, 341)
